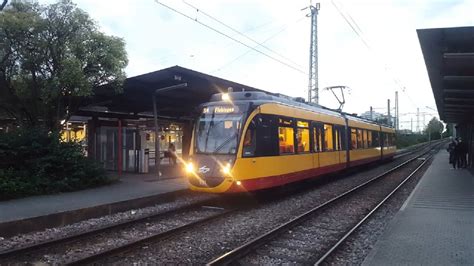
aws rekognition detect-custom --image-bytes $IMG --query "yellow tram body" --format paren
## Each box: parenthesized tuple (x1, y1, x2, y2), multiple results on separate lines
(186, 92, 396, 193)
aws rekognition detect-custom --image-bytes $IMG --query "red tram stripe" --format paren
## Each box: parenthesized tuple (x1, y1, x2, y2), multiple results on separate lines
(228, 155, 392, 192)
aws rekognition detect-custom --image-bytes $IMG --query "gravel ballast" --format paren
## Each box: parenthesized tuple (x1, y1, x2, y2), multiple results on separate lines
(99, 150, 436, 264)
(0, 144, 440, 265)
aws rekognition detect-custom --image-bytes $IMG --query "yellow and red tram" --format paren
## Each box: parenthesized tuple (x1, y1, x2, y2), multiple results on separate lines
(185, 91, 396, 193)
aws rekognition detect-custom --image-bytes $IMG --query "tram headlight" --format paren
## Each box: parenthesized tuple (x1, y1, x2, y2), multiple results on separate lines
(221, 93, 230, 102)
(185, 162, 195, 173)
(221, 163, 231, 175)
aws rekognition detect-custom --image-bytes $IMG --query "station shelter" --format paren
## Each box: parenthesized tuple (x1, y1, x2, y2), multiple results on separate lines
(418, 26, 474, 167)
(69, 66, 264, 175)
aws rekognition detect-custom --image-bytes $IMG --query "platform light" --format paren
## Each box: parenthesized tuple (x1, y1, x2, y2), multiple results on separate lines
(236, 181, 242, 186)
(222, 93, 230, 102)
(185, 162, 195, 173)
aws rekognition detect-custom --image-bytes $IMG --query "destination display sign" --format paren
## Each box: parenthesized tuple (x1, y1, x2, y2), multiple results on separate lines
(202, 105, 239, 114)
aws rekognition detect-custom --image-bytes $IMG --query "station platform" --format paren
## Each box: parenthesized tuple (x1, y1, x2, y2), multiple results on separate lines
(0, 165, 189, 238)
(364, 149, 474, 265)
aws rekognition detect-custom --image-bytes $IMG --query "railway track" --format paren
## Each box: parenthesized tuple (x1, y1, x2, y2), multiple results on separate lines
(0, 142, 443, 264)
(0, 196, 250, 265)
(394, 140, 441, 159)
(207, 144, 442, 265)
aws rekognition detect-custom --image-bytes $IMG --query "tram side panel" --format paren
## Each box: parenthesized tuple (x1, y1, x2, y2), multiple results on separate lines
(347, 120, 383, 167)
(186, 99, 396, 193)
(381, 127, 396, 160)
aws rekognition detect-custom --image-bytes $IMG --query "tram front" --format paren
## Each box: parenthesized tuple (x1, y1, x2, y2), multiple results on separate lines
(185, 95, 250, 192)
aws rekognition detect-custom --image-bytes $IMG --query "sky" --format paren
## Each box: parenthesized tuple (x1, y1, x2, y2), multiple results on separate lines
(40, 0, 474, 130)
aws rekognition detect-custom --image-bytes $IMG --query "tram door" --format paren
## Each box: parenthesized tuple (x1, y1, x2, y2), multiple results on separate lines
(322, 123, 339, 167)
(335, 125, 347, 166)
(312, 123, 322, 169)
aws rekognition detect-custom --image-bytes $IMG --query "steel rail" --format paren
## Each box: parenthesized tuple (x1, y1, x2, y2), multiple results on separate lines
(0, 196, 219, 259)
(394, 139, 442, 159)
(67, 208, 235, 265)
(314, 153, 432, 265)
(207, 144, 440, 266)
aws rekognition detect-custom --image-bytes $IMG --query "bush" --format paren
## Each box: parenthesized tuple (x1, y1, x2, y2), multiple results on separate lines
(396, 133, 429, 149)
(0, 128, 112, 200)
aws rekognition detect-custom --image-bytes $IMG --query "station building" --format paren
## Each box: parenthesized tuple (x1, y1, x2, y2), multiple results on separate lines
(418, 26, 474, 167)
(69, 66, 265, 174)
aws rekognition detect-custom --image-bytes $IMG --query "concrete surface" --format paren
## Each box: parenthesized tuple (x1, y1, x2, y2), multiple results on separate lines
(364, 150, 474, 265)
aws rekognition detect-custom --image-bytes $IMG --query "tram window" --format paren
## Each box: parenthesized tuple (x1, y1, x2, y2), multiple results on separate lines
(385, 133, 389, 147)
(324, 124, 334, 151)
(279, 117, 293, 126)
(242, 121, 256, 157)
(241, 114, 279, 157)
(256, 114, 279, 156)
(313, 128, 318, 152)
(296, 121, 309, 153)
(373, 131, 380, 147)
(297, 121, 309, 128)
(351, 128, 357, 149)
(388, 133, 394, 146)
(334, 127, 341, 151)
(297, 128, 310, 153)
(367, 130, 373, 147)
(313, 126, 323, 152)
(279, 127, 294, 154)
(357, 129, 363, 149)
(318, 127, 324, 151)
(338, 126, 347, 150)
(363, 130, 368, 148)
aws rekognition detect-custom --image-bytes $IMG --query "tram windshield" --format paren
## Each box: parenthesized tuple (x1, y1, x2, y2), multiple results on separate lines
(195, 106, 244, 155)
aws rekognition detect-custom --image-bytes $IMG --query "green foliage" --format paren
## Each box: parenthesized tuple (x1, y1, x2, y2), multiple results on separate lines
(424, 117, 444, 140)
(444, 123, 453, 137)
(396, 133, 428, 149)
(0, 128, 113, 200)
(0, 0, 127, 130)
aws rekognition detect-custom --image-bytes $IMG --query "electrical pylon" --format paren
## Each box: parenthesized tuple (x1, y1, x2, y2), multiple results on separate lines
(307, 2, 320, 104)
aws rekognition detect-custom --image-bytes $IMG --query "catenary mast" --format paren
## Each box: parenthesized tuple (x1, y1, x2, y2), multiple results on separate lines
(307, 3, 320, 104)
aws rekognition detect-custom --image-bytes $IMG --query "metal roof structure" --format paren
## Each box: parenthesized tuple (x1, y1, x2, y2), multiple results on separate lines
(79, 66, 265, 120)
(417, 26, 474, 123)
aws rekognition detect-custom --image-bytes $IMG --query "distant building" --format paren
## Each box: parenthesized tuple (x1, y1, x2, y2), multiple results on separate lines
(360, 111, 396, 127)
(360, 111, 384, 121)
(398, 129, 413, 135)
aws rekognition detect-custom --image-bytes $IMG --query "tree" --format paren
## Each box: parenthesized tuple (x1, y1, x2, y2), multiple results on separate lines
(424, 117, 444, 140)
(0, 0, 127, 131)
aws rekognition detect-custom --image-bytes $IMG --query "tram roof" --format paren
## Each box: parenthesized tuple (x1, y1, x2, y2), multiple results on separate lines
(79, 66, 266, 120)
(417, 26, 474, 123)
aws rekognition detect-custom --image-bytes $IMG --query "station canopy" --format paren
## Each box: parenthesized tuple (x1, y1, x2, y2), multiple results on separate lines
(417, 26, 474, 123)
(78, 66, 266, 120)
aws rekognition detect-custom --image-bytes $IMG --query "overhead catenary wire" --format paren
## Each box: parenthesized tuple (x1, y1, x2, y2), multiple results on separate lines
(330, 0, 418, 108)
(211, 15, 307, 74)
(182, 0, 305, 70)
(179, 17, 294, 67)
(153, 0, 307, 75)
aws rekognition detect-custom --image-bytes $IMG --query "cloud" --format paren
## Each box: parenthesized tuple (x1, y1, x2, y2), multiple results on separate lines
(38, 0, 474, 129)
